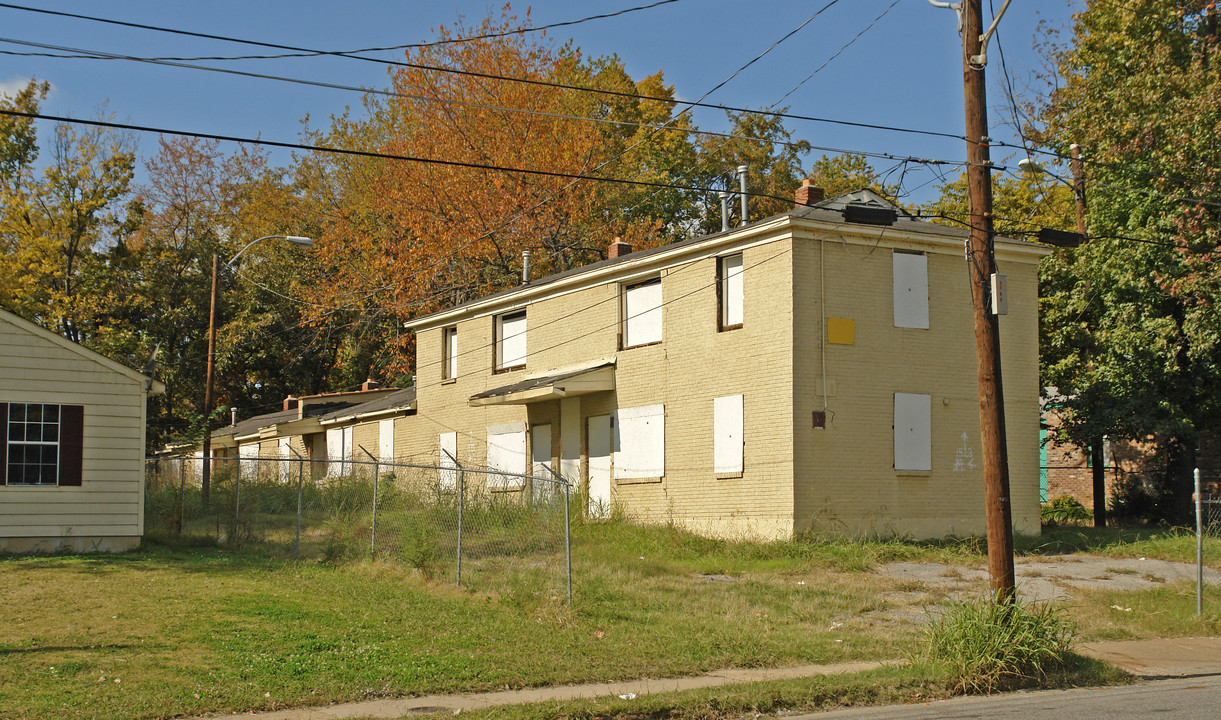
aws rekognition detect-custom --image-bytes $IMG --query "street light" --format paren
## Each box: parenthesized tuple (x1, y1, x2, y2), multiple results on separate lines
(200, 235, 314, 505)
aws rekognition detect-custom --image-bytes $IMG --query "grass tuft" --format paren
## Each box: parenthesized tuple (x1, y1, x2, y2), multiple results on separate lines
(925, 596, 1076, 694)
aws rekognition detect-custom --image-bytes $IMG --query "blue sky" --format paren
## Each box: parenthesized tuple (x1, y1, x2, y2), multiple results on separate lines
(1, 0, 1081, 206)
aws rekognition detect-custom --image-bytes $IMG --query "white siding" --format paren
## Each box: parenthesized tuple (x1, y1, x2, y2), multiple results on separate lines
(0, 313, 148, 542)
(615, 404, 665, 480)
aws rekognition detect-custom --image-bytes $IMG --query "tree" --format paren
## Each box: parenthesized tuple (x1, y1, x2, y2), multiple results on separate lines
(1035, 0, 1221, 519)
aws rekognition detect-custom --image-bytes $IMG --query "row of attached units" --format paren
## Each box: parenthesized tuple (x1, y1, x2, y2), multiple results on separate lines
(204, 188, 1050, 542)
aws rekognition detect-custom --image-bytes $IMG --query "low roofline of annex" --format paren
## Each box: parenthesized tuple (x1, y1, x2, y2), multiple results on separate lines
(404, 205, 1049, 334)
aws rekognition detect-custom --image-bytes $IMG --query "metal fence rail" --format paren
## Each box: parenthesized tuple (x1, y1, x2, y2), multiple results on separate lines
(144, 454, 574, 604)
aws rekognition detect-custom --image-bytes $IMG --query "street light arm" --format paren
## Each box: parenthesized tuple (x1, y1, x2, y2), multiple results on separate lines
(225, 234, 314, 267)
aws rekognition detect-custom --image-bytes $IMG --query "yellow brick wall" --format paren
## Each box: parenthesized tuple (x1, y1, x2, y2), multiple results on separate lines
(403, 237, 799, 539)
(791, 232, 1042, 539)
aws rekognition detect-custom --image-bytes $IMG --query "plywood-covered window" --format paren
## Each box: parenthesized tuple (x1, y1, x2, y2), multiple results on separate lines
(717, 254, 744, 330)
(894, 392, 932, 471)
(487, 425, 527, 488)
(893, 251, 929, 329)
(278, 437, 291, 481)
(615, 404, 665, 480)
(439, 431, 458, 490)
(325, 426, 353, 477)
(378, 418, 395, 463)
(442, 326, 458, 380)
(622, 277, 662, 348)
(495, 310, 527, 371)
(239, 442, 260, 478)
(0, 402, 82, 487)
(713, 394, 744, 475)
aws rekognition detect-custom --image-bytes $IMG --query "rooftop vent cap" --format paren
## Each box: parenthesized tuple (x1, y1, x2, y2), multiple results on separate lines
(842, 203, 897, 226)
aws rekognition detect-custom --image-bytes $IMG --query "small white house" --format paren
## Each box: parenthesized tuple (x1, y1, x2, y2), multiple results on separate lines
(0, 308, 163, 552)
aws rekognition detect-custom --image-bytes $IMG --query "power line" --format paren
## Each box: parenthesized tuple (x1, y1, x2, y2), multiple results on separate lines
(0, 2, 969, 145)
(0, 0, 686, 55)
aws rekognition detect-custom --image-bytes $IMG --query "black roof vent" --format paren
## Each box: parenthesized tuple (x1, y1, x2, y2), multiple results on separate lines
(842, 202, 897, 226)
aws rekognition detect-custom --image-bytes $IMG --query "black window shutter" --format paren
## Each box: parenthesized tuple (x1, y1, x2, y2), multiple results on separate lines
(58, 404, 84, 487)
(0, 402, 7, 486)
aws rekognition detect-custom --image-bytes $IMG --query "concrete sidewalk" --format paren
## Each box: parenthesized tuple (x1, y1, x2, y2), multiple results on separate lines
(1078, 636, 1221, 678)
(196, 637, 1221, 720)
(196, 660, 891, 720)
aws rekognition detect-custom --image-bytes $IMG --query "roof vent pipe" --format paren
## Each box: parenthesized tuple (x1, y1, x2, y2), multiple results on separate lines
(522, 250, 531, 284)
(230, 407, 237, 426)
(718, 191, 731, 232)
(737, 165, 749, 226)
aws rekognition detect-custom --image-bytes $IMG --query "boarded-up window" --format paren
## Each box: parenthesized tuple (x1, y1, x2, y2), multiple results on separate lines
(615, 404, 665, 480)
(714, 394, 744, 475)
(439, 431, 458, 490)
(893, 252, 929, 329)
(278, 437, 291, 481)
(487, 425, 527, 488)
(379, 418, 395, 463)
(495, 311, 527, 371)
(531, 424, 553, 501)
(718, 254, 744, 330)
(894, 393, 932, 471)
(326, 426, 353, 477)
(623, 278, 662, 347)
(442, 326, 458, 379)
(239, 442, 260, 478)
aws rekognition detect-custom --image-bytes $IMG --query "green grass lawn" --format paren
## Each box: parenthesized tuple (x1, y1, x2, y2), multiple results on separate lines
(0, 520, 1212, 720)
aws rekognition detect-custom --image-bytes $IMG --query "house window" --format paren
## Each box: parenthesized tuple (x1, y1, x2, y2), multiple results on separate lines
(495, 310, 527, 371)
(893, 251, 929, 329)
(717, 254, 744, 330)
(615, 404, 665, 480)
(622, 277, 662, 348)
(713, 394, 744, 475)
(442, 326, 458, 380)
(487, 424, 528, 488)
(894, 393, 932, 471)
(1, 402, 83, 487)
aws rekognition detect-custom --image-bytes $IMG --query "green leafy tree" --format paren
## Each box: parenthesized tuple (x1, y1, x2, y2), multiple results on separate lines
(1035, 0, 1221, 518)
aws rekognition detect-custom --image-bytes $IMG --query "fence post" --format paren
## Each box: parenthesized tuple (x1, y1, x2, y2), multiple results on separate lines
(441, 448, 463, 588)
(234, 457, 241, 548)
(289, 446, 306, 559)
(359, 446, 379, 557)
(1197, 467, 1203, 617)
(545, 465, 573, 606)
(178, 456, 186, 535)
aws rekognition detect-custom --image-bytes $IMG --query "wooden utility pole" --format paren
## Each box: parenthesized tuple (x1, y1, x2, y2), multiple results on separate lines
(1069, 143, 1107, 529)
(961, 0, 1016, 603)
(201, 253, 219, 507)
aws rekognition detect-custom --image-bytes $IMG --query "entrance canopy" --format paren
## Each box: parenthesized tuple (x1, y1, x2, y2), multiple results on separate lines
(469, 360, 615, 407)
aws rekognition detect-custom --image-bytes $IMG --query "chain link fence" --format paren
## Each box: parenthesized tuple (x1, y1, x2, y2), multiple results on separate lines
(144, 454, 574, 603)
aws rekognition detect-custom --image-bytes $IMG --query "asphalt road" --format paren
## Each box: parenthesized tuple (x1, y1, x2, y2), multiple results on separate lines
(792, 675, 1221, 719)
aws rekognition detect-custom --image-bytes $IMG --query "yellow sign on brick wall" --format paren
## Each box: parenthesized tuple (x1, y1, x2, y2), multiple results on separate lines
(827, 317, 855, 345)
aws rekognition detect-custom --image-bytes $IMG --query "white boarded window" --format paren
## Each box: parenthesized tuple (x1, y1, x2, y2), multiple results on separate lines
(442, 326, 458, 379)
(714, 394, 744, 475)
(487, 425, 528, 488)
(623, 278, 662, 348)
(439, 431, 458, 490)
(532, 424, 553, 501)
(326, 426, 352, 477)
(615, 404, 665, 480)
(719, 254, 744, 329)
(893, 251, 929, 329)
(894, 393, 932, 471)
(379, 418, 395, 463)
(495, 311, 527, 371)
(278, 437, 291, 481)
(239, 442, 259, 477)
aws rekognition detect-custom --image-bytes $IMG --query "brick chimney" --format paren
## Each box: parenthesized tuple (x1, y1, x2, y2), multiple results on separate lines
(361, 378, 381, 391)
(283, 395, 298, 412)
(608, 237, 632, 259)
(795, 179, 825, 208)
